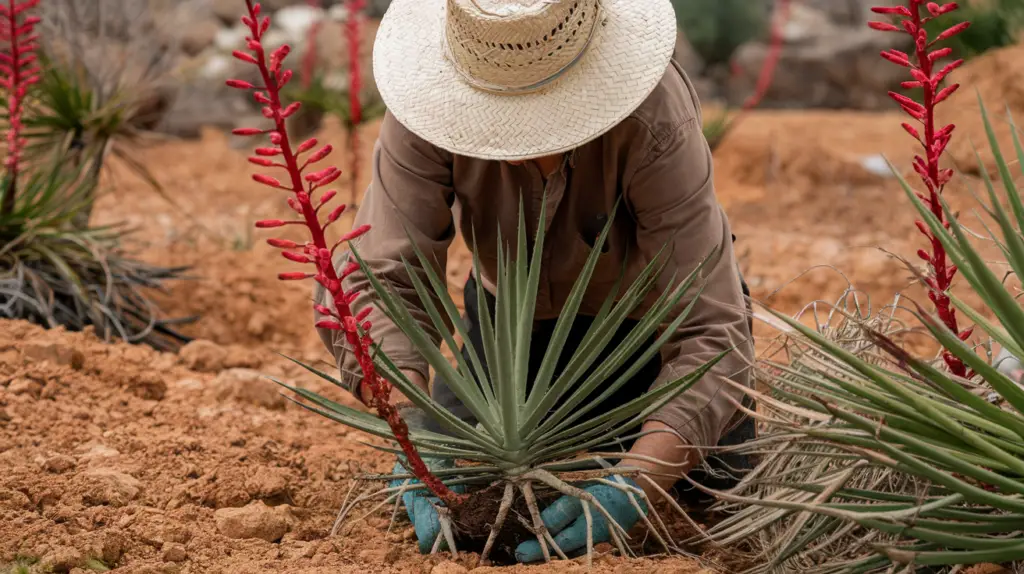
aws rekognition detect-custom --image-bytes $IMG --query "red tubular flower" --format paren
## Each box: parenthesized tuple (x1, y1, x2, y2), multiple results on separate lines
(0, 0, 40, 217)
(869, 1, 972, 377)
(228, 1, 462, 507)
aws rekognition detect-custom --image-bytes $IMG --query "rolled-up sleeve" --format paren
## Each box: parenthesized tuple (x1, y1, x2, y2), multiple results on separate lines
(314, 111, 456, 394)
(626, 115, 754, 449)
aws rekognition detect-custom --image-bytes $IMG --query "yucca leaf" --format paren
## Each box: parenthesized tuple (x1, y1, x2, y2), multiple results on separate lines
(399, 255, 501, 438)
(539, 265, 713, 440)
(520, 199, 623, 420)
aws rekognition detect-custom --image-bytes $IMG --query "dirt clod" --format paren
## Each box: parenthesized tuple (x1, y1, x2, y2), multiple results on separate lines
(162, 542, 187, 562)
(178, 340, 229, 372)
(80, 468, 142, 507)
(22, 341, 85, 369)
(41, 454, 77, 474)
(41, 545, 84, 572)
(213, 501, 290, 542)
(8, 377, 42, 397)
(213, 368, 287, 410)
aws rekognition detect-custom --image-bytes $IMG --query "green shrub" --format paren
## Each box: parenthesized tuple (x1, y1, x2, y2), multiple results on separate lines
(671, 0, 770, 67)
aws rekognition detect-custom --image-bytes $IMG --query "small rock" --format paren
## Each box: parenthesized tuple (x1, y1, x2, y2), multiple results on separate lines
(245, 466, 291, 501)
(78, 444, 121, 465)
(214, 501, 290, 542)
(213, 369, 286, 410)
(42, 454, 77, 474)
(223, 346, 262, 369)
(162, 542, 187, 563)
(126, 372, 168, 401)
(81, 468, 141, 507)
(41, 545, 83, 572)
(431, 561, 469, 574)
(180, 19, 220, 56)
(0, 408, 10, 426)
(8, 377, 42, 397)
(22, 341, 85, 369)
(246, 312, 270, 337)
(179, 340, 228, 372)
(40, 380, 61, 399)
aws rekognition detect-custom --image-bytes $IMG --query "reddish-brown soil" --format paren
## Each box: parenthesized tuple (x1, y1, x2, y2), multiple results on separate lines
(3, 44, 1023, 573)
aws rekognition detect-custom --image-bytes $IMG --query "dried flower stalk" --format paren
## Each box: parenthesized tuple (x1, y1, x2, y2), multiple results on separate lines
(868, 1, 973, 376)
(228, 0, 460, 506)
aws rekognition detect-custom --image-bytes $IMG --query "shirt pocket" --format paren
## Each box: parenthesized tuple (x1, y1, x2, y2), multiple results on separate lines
(555, 231, 623, 288)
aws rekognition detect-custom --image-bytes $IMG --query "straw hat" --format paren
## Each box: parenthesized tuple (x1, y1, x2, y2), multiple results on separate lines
(372, 0, 678, 161)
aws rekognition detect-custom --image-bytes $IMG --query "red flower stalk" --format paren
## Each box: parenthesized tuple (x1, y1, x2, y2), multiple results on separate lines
(869, 1, 972, 377)
(229, 0, 462, 507)
(344, 0, 365, 202)
(300, 0, 321, 89)
(0, 0, 40, 217)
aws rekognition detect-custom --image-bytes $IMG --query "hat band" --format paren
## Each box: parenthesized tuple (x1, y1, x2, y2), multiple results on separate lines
(444, 2, 603, 96)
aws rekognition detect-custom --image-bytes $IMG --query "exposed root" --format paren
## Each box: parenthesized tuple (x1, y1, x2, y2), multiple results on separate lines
(519, 481, 552, 563)
(480, 482, 515, 564)
(524, 468, 631, 558)
(582, 500, 595, 568)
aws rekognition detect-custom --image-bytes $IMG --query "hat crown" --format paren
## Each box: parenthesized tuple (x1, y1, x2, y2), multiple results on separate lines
(445, 0, 602, 93)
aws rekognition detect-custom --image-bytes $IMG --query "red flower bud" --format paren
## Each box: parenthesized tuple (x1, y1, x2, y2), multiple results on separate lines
(248, 157, 275, 167)
(226, 79, 255, 90)
(256, 219, 287, 228)
(314, 304, 334, 317)
(327, 203, 347, 223)
(233, 127, 265, 136)
(297, 138, 318, 154)
(307, 144, 333, 165)
(901, 122, 921, 140)
(255, 147, 282, 156)
(871, 6, 912, 16)
(253, 174, 283, 188)
(318, 189, 338, 207)
(267, 238, 299, 248)
(340, 224, 371, 243)
(270, 132, 283, 145)
(936, 21, 970, 42)
(316, 320, 343, 330)
(282, 251, 312, 263)
(934, 83, 959, 104)
(280, 101, 301, 118)
(356, 307, 373, 322)
(232, 50, 258, 64)
(279, 272, 315, 281)
(917, 249, 931, 262)
(868, 21, 901, 32)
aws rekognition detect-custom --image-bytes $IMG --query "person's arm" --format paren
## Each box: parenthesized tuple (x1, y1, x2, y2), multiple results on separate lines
(314, 111, 457, 403)
(622, 113, 755, 496)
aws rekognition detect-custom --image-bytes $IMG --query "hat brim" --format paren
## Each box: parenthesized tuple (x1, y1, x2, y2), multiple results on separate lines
(372, 0, 678, 161)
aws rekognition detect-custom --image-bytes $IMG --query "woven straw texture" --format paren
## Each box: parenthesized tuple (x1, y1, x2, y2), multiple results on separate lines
(373, 0, 678, 161)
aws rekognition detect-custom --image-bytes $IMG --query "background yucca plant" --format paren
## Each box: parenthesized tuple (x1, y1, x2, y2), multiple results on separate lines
(282, 203, 727, 564)
(699, 102, 1024, 574)
(0, 0, 192, 351)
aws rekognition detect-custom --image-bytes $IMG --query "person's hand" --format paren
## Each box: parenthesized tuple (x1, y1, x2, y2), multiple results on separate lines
(389, 457, 466, 553)
(514, 475, 647, 563)
(388, 403, 465, 553)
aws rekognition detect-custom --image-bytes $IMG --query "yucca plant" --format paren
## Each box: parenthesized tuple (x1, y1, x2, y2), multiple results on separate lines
(287, 204, 725, 563)
(698, 1, 1024, 569)
(703, 100, 1024, 574)
(1, 0, 192, 351)
(228, 1, 729, 565)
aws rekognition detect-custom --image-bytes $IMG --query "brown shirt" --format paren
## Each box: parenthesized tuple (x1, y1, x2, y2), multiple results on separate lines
(316, 60, 754, 449)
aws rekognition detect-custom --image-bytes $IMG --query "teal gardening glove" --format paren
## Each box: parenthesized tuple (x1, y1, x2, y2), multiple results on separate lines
(387, 405, 466, 553)
(514, 475, 647, 563)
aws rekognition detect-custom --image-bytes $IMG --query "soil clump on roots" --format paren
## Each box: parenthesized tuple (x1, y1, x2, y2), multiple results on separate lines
(447, 482, 555, 565)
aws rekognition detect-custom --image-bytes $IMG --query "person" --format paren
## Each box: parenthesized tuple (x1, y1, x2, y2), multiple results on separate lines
(315, 0, 756, 563)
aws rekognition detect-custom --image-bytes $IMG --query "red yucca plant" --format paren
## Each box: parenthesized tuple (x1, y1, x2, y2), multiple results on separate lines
(227, 0, 460, 507)
(868, 1, 973, 376)
(0, 0, 40, 216)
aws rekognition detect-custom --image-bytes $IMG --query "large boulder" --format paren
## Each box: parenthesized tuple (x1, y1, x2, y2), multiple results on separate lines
(724, 3, 911, 110)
